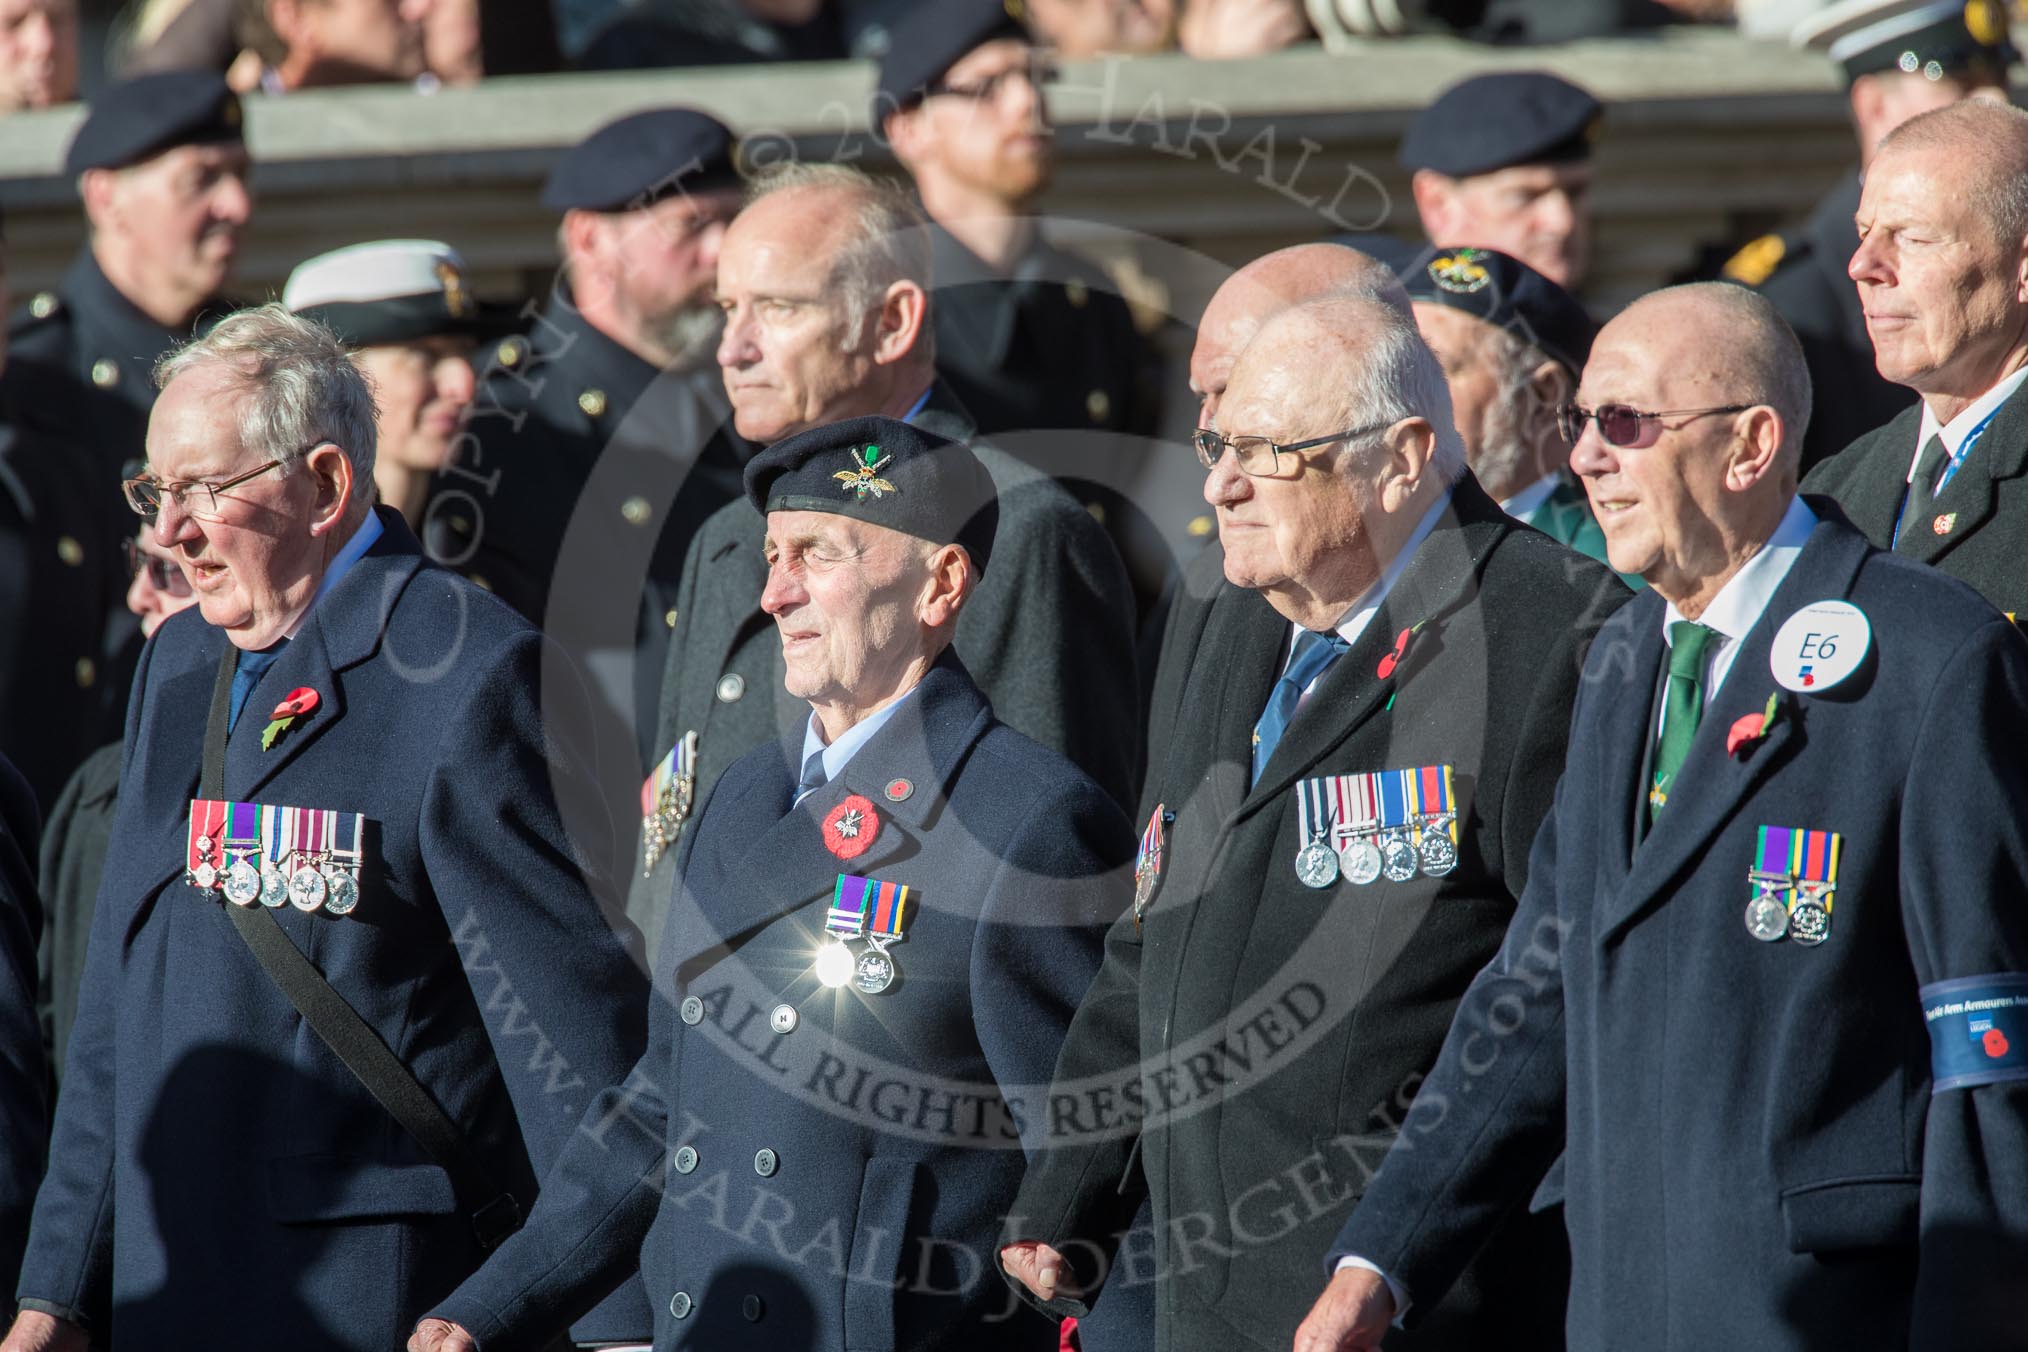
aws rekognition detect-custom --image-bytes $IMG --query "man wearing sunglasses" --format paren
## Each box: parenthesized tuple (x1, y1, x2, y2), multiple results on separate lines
(4, 304, 654, 1352)
(1801, 98, 2028, 622)
(1305, 282, 2028, 1352)
(1003, 289, 1621, 1351)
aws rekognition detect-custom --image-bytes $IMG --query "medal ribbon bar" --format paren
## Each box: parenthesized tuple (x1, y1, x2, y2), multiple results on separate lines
(865, 879, 910, 942)
(828, 874, 872, 938)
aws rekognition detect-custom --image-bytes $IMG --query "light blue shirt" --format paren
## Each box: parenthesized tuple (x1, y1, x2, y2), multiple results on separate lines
(793, 681, 924, 805)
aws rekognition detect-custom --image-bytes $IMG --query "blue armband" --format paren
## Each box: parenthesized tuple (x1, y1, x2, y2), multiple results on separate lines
(1921, 974, 2028, 1092)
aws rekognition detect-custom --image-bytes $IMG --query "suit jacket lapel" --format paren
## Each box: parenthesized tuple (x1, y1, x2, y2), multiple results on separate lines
(1599, 514, 1872, 942)
(1899, 378, 2028, 565)
(1839, 405, 1925, 546)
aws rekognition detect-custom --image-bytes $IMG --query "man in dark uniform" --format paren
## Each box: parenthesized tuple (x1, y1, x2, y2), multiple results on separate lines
(1803, 98, 2028, 619)
(0, 227, 128, 814)
(878, 0, 1168, 628)
(629, 163, 1138, 945)
(0, 753, 48, 1303)
(1400, 244, 1641, 587)
(424, 108, 748, 877)
(1306, 282, 2028, 1352)
(3, 305, 653, 1352)
(1400, 71, 1601, 291)
(4, 71, 250, 483)
(1723, 0, 2013, 470)
(410, 416, 1132, 1352)
(1002, 289, 1623, 1350)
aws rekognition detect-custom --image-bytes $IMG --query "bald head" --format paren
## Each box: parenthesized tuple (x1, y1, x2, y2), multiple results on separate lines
(1874, 99, 2028, 250)
(1192, 243, 1413, 424)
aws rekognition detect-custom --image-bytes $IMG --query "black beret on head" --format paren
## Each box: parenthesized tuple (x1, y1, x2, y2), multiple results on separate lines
(876, 0, 1028, 114)
(541, 107, 740, 212)
(1402, 246, 1595, 376)
(65, 72, 243, 177)
(1398, 72, 1601, 178)
(743, 416, 998, 573)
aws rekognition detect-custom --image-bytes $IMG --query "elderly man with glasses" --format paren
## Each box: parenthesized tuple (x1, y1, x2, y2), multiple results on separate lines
(999, 289, 1625, 1352)
(1303, 282, 2028, 1352)
(3, 304, 655, 1352)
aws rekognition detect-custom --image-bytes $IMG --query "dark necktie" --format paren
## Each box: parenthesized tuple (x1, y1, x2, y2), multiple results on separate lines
(227, 639, 289, 733)
(794, 746, 828, 805)
(1647, 621, 1716, 821)
(1251, 629, 1349, 786)
(1899, 434, 1950, 548)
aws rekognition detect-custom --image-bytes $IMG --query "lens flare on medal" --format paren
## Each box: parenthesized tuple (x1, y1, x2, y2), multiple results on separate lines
(816, 941, 856, 989)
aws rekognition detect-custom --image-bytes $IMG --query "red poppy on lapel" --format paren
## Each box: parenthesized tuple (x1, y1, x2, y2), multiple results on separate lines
(822, 794, 881, 860)
(261, 687, 321, 751)
(1727, 690, 1784, 759)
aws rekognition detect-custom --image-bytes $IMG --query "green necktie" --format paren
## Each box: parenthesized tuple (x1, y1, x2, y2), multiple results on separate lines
(1648, 621, 1717, 821)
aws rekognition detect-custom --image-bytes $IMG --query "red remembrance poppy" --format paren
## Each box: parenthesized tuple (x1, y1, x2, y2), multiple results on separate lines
(271, 687, 320, 720)
(822, 794, 881, 860)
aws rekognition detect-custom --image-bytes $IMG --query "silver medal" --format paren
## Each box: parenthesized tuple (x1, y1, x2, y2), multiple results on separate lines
(324, 870, 360, 916)
(1417, 825, 1458, 878)
(260, 861, 289, 908)
(1295, 840, 1340, 889)
(192, 862, 218, 890)
(854, 945, 896, 995)
(1381, 834, 1420, 883)
(1339, 837, 1383, 886)
(288, 864, 327, 912)
(1744, 892, 1789, 942)
(224, 858, 262, 907)
(1789, 899, 1830, 946)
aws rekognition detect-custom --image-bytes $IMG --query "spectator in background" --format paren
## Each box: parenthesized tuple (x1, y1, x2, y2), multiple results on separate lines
(284, 239, 485, 525)
(235, 0, 429, 90)
(1723, 0, 2011, 469)
(576, 0, 839, 72)
(1401, 71, 1601, 290)
(1023, 0, 1172, 54)
(36, 525, 198, 1089)
(1401, 244, 1640, 584)
(1174, 0, 1309, 55)
(0, 0, 75, 110)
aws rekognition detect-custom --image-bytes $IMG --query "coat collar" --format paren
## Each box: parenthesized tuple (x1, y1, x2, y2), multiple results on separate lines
(1598, 502, 1872, 942)
(911, 379, 980, 444)
(1833, 401, 1926, 543)
(1897, 369, 2028, 566)
(670, 656, 993, 971)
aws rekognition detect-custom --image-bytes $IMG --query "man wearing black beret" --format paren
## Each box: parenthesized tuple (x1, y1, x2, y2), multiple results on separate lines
(1402, 244, 1639, 586)
(1722, 0, 2011, 470)
(411, 414, 1132, 1352)
(6, 71, 248, 485)
(424, 106, 750, 883)
(1401, 71, 1600, 291)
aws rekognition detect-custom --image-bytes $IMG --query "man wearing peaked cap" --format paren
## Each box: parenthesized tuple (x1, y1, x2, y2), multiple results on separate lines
(1723, 0, 2012, 471)
(285, 239, 494, 528)
(878, 0, 1169, 625)
(422, 107, 749, 890)
(1401, 71, 1600, 290)
(6, 71, 250, 484)
(1401, 245, 1640, 586)
(410, 412, 1132, 1352)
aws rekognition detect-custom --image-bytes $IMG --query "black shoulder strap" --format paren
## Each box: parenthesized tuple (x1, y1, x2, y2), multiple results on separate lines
(202, 645, 521, 1251)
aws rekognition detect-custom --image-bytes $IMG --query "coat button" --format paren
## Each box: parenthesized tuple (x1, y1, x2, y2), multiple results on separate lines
(29, 291, 56, 319)
(669, 1291, 692, 1319)
(769, 1004, 797, 1034)
(672, 1145, 698, 1174)
(716, 673, 745, 703)
(680, 996, 704, 1025)
(91, 358, 119, 388)
(665, 608, 678, 629)
(1085, 389, 1111, 423)
(578, 388, 607, 418)
(1065, 278, 1089, 308)
(753, 1148, 777, 1177)
(621, 495, 651, 526)
(56, 535, 83, 566)
(742, 1294, 765, 1322)
(74, 658, 96, 689)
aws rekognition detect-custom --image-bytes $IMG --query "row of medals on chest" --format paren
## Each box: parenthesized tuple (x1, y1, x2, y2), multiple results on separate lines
(1744, 871, 1833, 945)
(1296, 812, 1457, 888)
(192, 832, 359, 915)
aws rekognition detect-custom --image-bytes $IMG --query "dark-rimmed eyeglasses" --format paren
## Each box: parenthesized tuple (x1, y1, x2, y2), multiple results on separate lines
(122, 538, 191, 593)
(122, 457, 289, 522)
(1193, 420, 1396, 476)
(1557, 403, 1758, 449)
(924, 59, 1059, 103)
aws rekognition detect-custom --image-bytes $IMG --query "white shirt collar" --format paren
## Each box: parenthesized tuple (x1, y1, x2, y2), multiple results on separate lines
(795, 681, 923, 801)
(284, 509, 384, 641)
(1660, 495, 1816, 648)
(1499, 472, 1561, 521)
(1911, 365, 2028, 481)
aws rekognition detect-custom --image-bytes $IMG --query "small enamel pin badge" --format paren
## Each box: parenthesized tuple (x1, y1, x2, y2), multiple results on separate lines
(834, 444, 897, 501)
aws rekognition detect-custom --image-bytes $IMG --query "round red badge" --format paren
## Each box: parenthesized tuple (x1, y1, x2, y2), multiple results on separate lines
(822, 794, 881, 860)
(1985, 1027, 2011, 1060)
(884, 778, 914, 802)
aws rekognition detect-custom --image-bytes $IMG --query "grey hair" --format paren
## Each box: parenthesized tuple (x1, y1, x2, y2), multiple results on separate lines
(155, 303, 379, 506)
(1876, 99, 2028, 249)
(744, 161, 933, 352)
(1319, 292, 1470, 486)
(1471, 324, 1546, 494)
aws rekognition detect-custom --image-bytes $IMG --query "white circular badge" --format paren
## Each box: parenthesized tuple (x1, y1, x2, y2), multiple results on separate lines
(1771, 600, 1871, 693)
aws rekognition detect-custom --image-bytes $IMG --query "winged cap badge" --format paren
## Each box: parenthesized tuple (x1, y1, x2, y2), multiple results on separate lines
(834, 444, 898, 500)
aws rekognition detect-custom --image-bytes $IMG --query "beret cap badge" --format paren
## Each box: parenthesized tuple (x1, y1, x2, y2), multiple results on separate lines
(434, 261, 471, 318)
(1429, 249, 1493, 294)
(834, 445, 899, 501)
